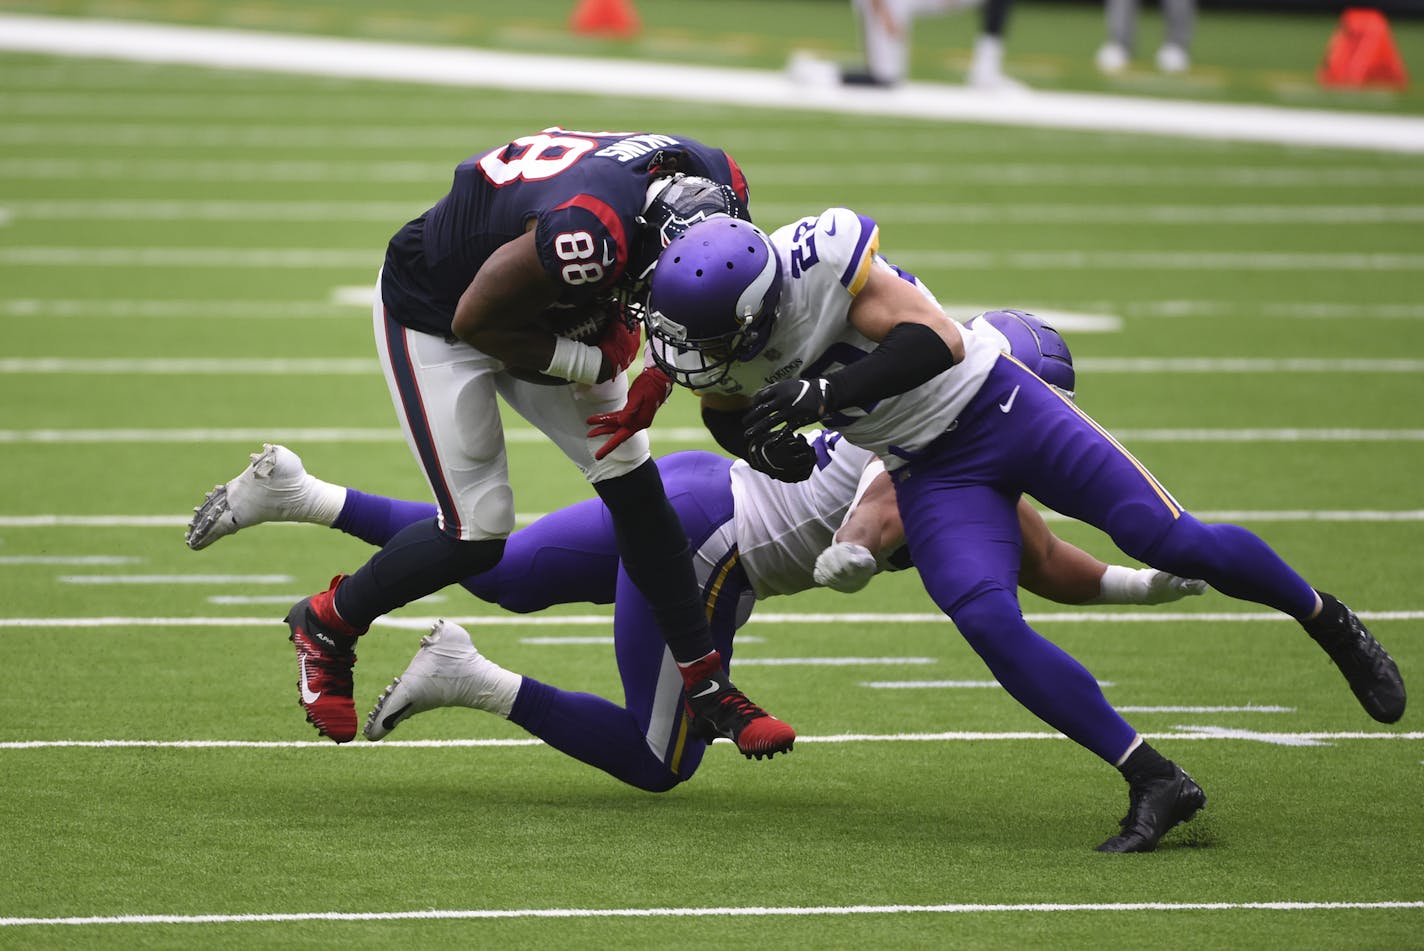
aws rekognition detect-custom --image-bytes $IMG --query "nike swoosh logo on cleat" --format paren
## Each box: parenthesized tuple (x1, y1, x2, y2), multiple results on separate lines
(998, 385, 1021, 414)
(299, 660, 321, 705)
(691, 681, 723, 699)
(382, 703, 412, 730)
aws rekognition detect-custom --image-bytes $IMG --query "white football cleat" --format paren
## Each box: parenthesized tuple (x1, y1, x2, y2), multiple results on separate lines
(363, 620, 521, 741)
(1156, 44, 1190, 74)
(185, 443, 332, 550)
(1095, 43, 1129, 74)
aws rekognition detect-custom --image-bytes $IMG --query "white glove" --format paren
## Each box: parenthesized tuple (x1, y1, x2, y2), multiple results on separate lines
(1095, 565, 1208, 605)
(813, 542, 879, 593)
(1141, 570, 1208, 604)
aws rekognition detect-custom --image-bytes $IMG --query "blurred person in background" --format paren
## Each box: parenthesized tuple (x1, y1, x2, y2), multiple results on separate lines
(1095, 0, 1195, 74)
(790, 0, 1024, 91)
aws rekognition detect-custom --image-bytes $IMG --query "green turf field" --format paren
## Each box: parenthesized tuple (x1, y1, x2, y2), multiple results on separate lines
(1, 4, 1422, 949)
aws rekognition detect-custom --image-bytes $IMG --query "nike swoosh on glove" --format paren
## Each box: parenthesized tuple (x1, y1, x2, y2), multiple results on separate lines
(742, 378, 830, 442)
(813, 542, 878, 593)
(595, 314, 642, 379)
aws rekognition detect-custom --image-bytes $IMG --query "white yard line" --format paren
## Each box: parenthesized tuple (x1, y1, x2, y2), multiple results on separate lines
(3, 13, 1424, 152)
(1, 732, 1418, 751)
(1, 611, 1421, 629)
(5, 198, 1424, 224)
(1, 899, 1420, 928)
(8, 357, 1424, 374)
(4, 428, 1424, 446)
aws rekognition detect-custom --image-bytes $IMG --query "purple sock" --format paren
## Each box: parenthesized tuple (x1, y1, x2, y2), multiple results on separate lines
(332, 488, 437, 547)
(510, 678, 691, 792)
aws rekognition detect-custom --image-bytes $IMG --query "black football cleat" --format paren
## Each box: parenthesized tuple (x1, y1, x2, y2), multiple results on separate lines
(686, 677, 795, 760)
(1304, 593, 1406, 724)
(1097, 764, 1206, 854)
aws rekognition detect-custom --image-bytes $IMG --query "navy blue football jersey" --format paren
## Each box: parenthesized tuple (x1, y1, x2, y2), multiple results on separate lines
(381, 127, 750, 336)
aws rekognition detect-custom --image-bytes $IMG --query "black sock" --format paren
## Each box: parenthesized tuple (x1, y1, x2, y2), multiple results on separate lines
(594, 461, 715, 664)
(1118, 741, 1175, 784)
(1303, 590, 1343, 636)
(334, 518, 505, 628)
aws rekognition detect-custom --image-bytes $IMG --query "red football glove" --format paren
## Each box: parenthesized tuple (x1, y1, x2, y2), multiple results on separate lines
(587, 366, 674, 460)
(595, 314, 642, 379)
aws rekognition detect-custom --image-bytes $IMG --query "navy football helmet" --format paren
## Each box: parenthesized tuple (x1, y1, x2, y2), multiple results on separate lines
(644, 217, 782, 390)
(625, 173, 748, 291)
(970, 309, 1076, 399)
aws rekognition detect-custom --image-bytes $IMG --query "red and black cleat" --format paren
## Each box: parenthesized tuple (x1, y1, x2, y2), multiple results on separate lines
(686, 677, 796, 760)
(284, 576, 360, 743)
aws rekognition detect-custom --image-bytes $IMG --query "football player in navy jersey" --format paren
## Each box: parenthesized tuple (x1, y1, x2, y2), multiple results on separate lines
(183, 425, 1205, 790)
(633, 212, 1406, 852)
(190, 128, 795, 759)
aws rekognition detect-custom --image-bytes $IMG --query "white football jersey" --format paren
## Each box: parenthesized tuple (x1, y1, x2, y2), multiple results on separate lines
(730, 430, 881, 598)
(659, 208, 1002, 468)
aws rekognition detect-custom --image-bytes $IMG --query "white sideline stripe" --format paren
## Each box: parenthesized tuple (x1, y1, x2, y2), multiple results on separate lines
(2, 299, 353, 319)
(6, 158, 1423, 186)
(1, 900, 1420, 928)
(206, 594, 449, 605)
(862, 679, 1114, 689)
(864, 680, 1004, 688)
(893, 251, 1424, 271)
(732, 657, 937, 666)
(8, 299, 1424, 323)
(7, 199, 1424, 225)
(7, 248, 1424, 273)
(0, 358, 377, 374)
(520, 635, 765, 645)
(4, 13, 1424, 153)
(3, 510, 1422, 530)
(1115, 705, 1295, 713)
(9, 357, 1424, 374)
(5, 428, 1424, 446)
(1173, 725, 1328, 747)
(1077, 358, 1424, 373)
(56, 574, 292, 585)
(0, 247, 373, 268)
(2, 732, 1418, 751)
(1040, 510, 1424, 523)
(0, 555, 138, 565)
(2, 611, 1421, 629)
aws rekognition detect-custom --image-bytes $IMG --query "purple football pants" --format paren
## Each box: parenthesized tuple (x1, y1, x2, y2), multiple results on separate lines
(336, 451, 744, 790)
(891, 356, 1318, 762)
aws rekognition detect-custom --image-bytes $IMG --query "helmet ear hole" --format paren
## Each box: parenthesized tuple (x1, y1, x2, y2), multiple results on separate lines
(644, 217, 783, 390)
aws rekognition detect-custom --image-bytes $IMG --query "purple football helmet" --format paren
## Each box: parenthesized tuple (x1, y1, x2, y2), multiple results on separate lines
(644, 217, 782, 389)
(970, 309, 1076, 398)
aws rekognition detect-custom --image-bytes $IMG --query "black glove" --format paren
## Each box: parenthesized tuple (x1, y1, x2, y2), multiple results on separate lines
(742, 378, 831, 442)
(746, 430, 816, 483)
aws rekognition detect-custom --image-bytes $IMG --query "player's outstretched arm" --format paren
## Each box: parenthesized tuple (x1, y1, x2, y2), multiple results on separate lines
(1016, 499, 1206, 605)
(814, 462, 902, 593)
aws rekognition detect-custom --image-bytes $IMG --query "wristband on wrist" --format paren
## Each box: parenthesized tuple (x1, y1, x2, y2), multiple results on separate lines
(544, 336, 605, 385)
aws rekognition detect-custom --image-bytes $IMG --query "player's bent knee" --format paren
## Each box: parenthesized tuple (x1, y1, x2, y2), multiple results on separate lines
(452, 482, 515, 540)
(947, 585, 1031, 653)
